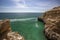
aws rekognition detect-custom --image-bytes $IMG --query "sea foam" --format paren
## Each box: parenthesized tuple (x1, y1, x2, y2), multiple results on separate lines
(10, 18, 37, 22)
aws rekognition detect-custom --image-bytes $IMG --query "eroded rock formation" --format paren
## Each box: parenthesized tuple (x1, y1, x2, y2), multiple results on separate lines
(0, 19, 24, 40)
(43, 6, 60, 40)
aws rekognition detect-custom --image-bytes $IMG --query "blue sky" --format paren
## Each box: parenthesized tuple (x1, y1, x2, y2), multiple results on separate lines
(0, 0, 60, 12)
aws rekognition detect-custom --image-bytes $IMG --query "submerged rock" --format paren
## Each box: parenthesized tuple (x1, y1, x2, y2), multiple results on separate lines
(42, 6, 60, 40)
(0, 19, 24, 40)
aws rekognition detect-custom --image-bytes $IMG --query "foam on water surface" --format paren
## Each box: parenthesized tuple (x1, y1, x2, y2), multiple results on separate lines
(10, 18, 37, 22)
(10, 18, 47, 40)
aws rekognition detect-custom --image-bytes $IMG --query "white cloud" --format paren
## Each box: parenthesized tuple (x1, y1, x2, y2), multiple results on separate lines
(1, 0, 58, 12)
(12, 0, 21, 2)
(11, 0, 28, 8)
(0, 7, 47, 12)
(35, 1, 58, 7)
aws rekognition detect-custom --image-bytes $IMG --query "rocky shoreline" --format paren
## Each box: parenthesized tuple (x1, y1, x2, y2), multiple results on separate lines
(0, 6, 60, 40)
(0, 19, 24, 40)
(38, 6, 60, 40)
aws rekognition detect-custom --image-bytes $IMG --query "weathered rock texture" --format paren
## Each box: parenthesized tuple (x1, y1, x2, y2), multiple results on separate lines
(43, 6, 60, 40)
(0, 19, 24, 40)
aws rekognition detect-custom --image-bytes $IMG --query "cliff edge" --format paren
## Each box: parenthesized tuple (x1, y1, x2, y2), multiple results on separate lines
(43, 6, 60, 40)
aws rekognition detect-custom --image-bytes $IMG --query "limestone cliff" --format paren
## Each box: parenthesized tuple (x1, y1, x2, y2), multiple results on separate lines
(0, 19, 24, 40)
(43, 6, 60, 40)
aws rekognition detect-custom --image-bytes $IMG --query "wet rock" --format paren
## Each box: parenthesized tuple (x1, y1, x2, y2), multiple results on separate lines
(43, 6, 60, 40)
(0, 19, 24, 40)
(38, 16, 45, 24)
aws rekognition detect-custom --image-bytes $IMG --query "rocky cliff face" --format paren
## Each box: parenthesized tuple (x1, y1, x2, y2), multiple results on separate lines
(0, 19, 24, 40)
(43, 6, 60, 40)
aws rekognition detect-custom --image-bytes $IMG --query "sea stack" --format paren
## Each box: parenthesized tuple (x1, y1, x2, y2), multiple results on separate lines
(42, 6, 60, 40)
(0, 19, 24, 40)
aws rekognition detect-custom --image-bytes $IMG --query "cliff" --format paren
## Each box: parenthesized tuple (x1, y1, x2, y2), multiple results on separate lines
(42, 6, 60, 40)
(0, 19, 24, 40)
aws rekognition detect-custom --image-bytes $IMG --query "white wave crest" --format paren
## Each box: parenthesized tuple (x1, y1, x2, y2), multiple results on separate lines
(35, 23, 39, 28)
(10, 18, 36, 22)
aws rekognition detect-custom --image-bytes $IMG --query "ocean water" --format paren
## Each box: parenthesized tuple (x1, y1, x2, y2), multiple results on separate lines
(0, 13, 47, 40)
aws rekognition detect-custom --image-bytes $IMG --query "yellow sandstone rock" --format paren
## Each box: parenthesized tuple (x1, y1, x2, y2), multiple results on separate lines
(43, 6, 60, 40)
(0, 19, 24, 40)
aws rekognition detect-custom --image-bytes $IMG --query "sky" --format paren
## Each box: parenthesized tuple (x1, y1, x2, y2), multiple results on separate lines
(0, 0, 60, 12)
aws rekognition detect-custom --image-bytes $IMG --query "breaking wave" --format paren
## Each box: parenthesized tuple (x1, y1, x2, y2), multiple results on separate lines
(10, 18, 37, 22)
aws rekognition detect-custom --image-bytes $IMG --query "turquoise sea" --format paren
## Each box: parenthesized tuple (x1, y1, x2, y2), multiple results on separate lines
(0, 13, 47, 40)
